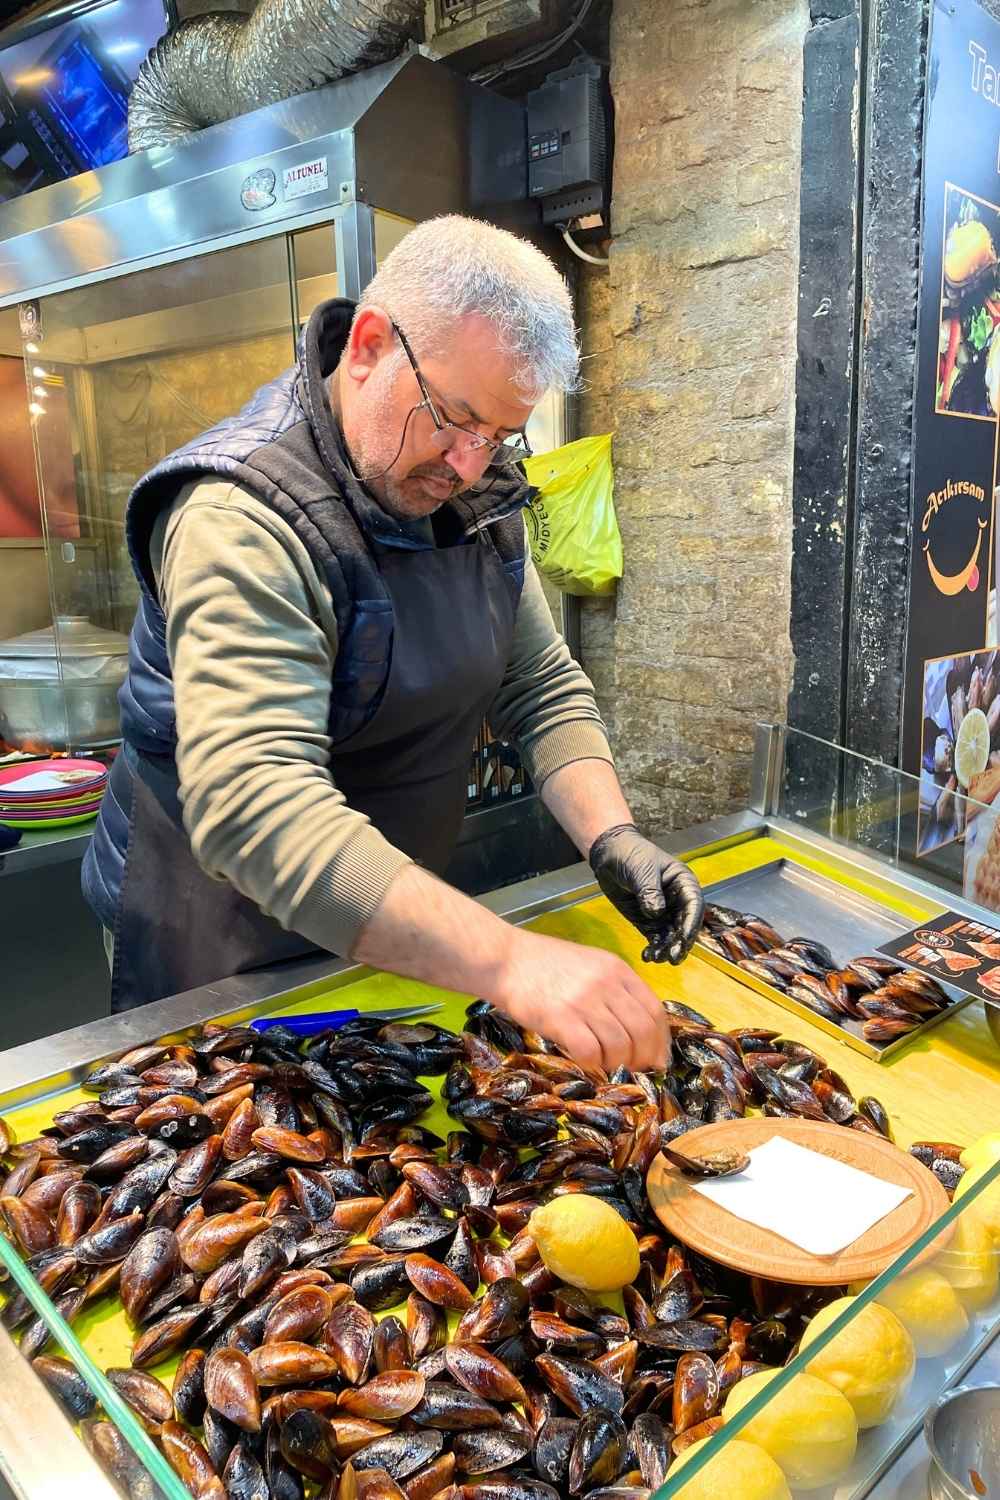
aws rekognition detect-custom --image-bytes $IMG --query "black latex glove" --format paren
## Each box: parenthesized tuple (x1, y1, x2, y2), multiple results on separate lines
(589, 823, 704, 964)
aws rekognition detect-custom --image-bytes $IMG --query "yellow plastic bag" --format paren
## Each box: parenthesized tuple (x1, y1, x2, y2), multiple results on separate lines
(523, 433, 622, 596)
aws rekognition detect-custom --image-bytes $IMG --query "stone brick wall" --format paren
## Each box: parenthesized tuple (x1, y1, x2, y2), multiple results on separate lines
(578, 0, 808, 830)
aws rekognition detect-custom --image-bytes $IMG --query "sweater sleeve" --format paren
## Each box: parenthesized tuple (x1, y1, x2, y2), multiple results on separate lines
(156, 482, 412, 957)
(487, 553, 614, 789)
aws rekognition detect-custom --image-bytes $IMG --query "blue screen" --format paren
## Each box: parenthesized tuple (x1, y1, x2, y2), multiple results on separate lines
(40, 36, 129, 169)
(0, 0, 168, 198)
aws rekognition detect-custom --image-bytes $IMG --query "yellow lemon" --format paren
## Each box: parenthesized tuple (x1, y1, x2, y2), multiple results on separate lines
(528, 1194, 639, 1291)
(960, 1132, 1000, 1171)
(669, 1437, 791, 1500)
(953, 1160, 1000, 1243)
(722, 1369, 857, 1490)
(956, 707, 990, 786)
(799, 1296, 915, 1427)
(935, 1205, 1000, 1311)
(848, 1269, 969, 1359)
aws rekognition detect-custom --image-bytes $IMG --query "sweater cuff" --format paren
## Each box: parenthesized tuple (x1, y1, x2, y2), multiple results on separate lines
(293, 825, 414, 958)
(520, 720, 614, 791)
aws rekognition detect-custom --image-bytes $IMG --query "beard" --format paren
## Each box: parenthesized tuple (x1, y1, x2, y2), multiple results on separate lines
(346, 359, 464, 521)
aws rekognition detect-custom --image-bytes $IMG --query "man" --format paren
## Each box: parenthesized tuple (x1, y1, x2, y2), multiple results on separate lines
(83, 215, 703, 1070)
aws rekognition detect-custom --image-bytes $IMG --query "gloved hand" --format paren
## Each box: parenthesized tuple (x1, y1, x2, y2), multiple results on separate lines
(589, 823, 704, 964)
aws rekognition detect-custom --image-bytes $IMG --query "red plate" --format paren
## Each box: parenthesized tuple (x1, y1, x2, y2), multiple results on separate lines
(0, 758, 106, 800)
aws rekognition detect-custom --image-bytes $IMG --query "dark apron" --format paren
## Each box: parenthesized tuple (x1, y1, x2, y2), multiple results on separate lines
(110, 530, 517, 1012)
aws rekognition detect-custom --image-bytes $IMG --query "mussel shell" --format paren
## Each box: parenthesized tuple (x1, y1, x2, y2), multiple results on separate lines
(120, 1227, 181, 1324)
(105, 1366, 174, 1431)
(370, 1216, 457, 1252)
(405, 1452, 457, 1500)
(567, 1410, 626, 1495)
(532, 1418, 577, 1486)
(249, 1341, 338, 1386)
(631, 1413, 670, 1490)
(54, 1180, 101, 1246)
(75, 1208, 146, 1266)
(33, 1355, 97, 1419)
(352, 1254, 411, 1311)
(444, 1343, 526, 1406)
(204, 1348, 262, 1432)
(173, 1347, 208, 1425)
(160, 1418, 225, 1498)
(454, 1429, 534, 1476)
(263, 1284, 332, 1345)
(353, 1430, 444, 1480)
(409, 1381, 501, 1431)
(535, 1356, 626, 1417)
(223, 1440, 270, 1500)
(168, 1135, 224, 1197)
(131, 1302, 207, 1368)
(325, 1298, 376, 1384)
(339, 1369, 427, 1420)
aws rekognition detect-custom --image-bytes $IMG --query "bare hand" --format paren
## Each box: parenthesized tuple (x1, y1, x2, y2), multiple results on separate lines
(489, 928, 671, 1073)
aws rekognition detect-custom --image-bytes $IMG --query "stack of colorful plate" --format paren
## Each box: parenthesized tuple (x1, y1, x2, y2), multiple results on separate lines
(0, 757, 108, 829)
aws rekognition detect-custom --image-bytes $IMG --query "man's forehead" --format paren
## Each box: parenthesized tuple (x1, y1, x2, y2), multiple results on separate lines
(431, 314, 536, 428)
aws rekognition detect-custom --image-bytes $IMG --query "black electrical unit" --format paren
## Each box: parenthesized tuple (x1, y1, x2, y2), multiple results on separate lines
(525, 56, 607, 226)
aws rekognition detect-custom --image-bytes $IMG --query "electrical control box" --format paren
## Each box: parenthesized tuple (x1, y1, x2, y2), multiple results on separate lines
(525, 57, 607, 225)
(423, 0, 560, 70)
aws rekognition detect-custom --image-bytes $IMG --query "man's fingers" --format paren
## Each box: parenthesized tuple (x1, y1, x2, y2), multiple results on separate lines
(552, 1011, 605, 1072)
(591, 1003, 635, 1073)
(623, 973, 672, 1069)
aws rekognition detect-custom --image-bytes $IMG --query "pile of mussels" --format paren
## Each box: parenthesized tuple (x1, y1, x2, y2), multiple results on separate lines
(0, 996, 967, 1500)
(698, 904, 952, 1045)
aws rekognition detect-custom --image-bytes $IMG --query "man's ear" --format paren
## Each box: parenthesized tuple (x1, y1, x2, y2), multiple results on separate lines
(345, 306, 395, 387)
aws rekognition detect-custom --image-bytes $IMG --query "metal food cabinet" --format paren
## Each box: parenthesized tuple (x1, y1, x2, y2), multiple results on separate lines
(0, 723, 998, 1500)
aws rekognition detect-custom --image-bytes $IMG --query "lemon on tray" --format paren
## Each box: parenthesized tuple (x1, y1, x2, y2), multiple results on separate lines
(935, 1204, 1000, 1311)
(669, 1436, 791, 1500)
(961, 1132, 1000, 1172)
(799, 1295, 915, 1427)
(952, 1159, 1000, 1243)
(722, 1369, 858, 1491)
(849, 1268, 969, 1359)
(529, 1194, 640, 1291)
(955, 706, 990, 787)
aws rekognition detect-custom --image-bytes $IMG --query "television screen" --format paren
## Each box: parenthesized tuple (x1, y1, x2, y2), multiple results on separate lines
(0, 0, 169, 201)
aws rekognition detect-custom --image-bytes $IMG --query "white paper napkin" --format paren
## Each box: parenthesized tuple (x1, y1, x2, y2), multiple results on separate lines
(690, 1136, 914, 1257)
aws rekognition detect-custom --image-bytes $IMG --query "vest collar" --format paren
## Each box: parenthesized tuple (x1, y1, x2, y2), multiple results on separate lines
(298, 298, 532, 548)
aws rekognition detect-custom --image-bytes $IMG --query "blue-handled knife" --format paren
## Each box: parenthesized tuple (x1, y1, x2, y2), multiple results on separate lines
(249, 1002, 442, 1037)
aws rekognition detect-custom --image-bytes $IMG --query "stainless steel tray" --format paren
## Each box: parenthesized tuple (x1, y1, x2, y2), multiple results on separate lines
(699, 858, 973, 1061)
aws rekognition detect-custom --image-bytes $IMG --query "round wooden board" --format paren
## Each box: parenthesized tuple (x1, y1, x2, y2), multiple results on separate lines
(646, 1118, 953, 1285)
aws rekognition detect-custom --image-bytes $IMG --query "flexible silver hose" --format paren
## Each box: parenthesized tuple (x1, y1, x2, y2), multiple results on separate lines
(128, 0, 423, 152)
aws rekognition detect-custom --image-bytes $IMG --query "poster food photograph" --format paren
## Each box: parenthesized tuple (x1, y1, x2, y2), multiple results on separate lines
(903, 0, 1000, 904)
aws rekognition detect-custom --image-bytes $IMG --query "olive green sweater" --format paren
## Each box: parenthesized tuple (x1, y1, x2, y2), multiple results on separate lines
(149, 479, 612, 957)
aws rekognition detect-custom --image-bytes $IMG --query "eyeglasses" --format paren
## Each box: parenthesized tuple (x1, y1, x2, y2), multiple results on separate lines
(391, 319, 532, 469)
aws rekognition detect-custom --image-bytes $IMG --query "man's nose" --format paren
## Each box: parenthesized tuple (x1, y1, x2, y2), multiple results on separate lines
(442, 440, 493, 483)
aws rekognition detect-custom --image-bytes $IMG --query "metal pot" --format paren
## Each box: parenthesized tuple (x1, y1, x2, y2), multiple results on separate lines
(925, 1384, 1000, 1499)
(0, 615, 128, 750)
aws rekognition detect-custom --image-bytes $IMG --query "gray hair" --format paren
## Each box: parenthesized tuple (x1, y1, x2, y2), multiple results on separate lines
(356, 215, 580, 399)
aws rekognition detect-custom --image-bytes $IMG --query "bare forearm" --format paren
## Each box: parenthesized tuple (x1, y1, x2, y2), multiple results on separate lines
(540, 757, 634, 858)
(349, 863, 511, 998)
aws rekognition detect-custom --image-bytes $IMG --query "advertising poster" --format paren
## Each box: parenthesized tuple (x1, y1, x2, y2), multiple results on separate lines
(904, 0, 1000, 905)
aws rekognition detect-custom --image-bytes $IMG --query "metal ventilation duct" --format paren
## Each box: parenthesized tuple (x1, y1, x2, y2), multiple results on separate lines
(128, 0, 424, 152)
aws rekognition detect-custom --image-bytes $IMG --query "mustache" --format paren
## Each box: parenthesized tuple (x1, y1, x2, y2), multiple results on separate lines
(410, 466, 461, 491)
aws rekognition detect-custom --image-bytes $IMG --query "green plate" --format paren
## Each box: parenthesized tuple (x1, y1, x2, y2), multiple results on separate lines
(0, 810, 99, 829)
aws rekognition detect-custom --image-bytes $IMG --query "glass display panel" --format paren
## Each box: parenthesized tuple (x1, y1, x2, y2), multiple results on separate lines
(777, 724, 997, 907)
(290, 223, 340, 327)
(16, 235, 303, 750)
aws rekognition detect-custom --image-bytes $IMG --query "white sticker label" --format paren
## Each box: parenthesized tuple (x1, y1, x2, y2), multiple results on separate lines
(283, 157, 329, 200)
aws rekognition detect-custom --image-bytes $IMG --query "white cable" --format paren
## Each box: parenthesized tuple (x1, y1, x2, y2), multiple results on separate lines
(561, 222, 609, 266)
